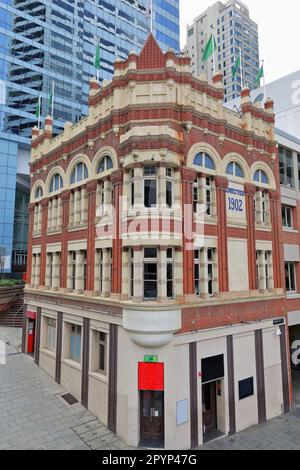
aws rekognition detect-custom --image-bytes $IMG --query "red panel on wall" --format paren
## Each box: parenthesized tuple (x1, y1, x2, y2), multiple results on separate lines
(25, 311, 36, 320)
(138, 363, 164, 391)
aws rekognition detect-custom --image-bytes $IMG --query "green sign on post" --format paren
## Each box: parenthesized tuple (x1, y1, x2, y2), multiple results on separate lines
(144, 355, 158, 363)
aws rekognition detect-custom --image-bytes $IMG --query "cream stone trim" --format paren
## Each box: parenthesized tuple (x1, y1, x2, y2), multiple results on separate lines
(45, 167, 66, 197)
(66, 154, 91, 190)
(256, 240, 273, 252)
(222, 152, 250, 181)
(91, 146, 118, 179)
(186, 142, 222, 174)
(67, 240, 87, 252)
(250, 162, 276, 190)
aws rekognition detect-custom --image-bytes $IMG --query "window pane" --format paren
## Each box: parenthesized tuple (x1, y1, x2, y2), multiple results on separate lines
(144, 264, 157, 298)
(144, 180, 157, 207)
(166, 180, 172, 208)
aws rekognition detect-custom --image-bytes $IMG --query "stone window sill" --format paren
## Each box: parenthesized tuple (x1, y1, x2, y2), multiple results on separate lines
(62, 358, 82, 372)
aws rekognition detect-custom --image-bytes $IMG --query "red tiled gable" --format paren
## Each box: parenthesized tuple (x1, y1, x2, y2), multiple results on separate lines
(137, 33, 166, 70)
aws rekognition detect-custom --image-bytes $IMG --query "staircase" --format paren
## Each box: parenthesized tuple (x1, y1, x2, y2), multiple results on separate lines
(0, 289, 24, 328)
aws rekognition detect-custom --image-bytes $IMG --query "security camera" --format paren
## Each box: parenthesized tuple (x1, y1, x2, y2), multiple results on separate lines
(276, 329, 282, 337)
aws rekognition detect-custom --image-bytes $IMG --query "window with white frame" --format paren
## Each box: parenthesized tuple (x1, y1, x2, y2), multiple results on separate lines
(98, 332, 107, 374)
(129, 248, 134, 298)
(69, 324, 81, 362)
(282, 206, 293, 229)
(256, 251, 273, 291)
(50, 173, 63, 193)
(144, 166, 157, 208)
(285, 262, 296, 293)
(254, 190, 270, 225)
(144, 247, 158, 299)
(166, 248, 174, 299)
(193, 176, 215, 215)
(194, 248, 217, 297)
(70, 162, 88, 185)
(46, 317, 56, 351)
(166, 168, 173, 208)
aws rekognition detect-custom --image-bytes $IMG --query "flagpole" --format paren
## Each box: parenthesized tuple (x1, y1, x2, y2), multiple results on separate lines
(150, 0, 153, 33)
(239, 47, 244, 90)
(211, 25, 215, 75)
(262, 60, 266, 103)
(51, 81, 55, 120)
(38, 94, 41, 130)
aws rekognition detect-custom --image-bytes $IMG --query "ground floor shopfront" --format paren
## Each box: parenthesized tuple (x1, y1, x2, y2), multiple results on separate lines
(22, 294, 291, 449)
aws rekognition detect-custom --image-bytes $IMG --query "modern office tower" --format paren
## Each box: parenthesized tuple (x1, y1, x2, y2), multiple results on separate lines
(0, 0, 180, 273)
(185, 0, 260, 102)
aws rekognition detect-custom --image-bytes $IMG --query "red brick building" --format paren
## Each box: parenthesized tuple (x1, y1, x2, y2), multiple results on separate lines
(23, 35, 290, 449)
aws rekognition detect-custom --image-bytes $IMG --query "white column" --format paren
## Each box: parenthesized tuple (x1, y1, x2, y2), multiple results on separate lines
(34, 206, 38, 232)
(200, 248, 209, 298)
(67, 252, 73, 291)
(122, 249, 130, 299)
(134, 167, 143, 209)
(31, 255, 36, 287)
(69, 192, 74, 226)
(35, 254, 40, 288)
(47, 200, 52, 230)
(57, 197, 62, 228)
(37, 205, 42, 232)
(52, 198, 58, 229)
(159, 166, 166, 210)
(74, 189, 81, 225)
(94, 250, 101, 294)
(102, 248, 110, 297)
(133, 248, 143, 301)
(158, 248, 167, 300)
(174, 248, 183, 299)
(45, 253, 52, 289)
(75, 251, 84, 293)
(52, 252, 60, 290)
(81, 188, 88, 224)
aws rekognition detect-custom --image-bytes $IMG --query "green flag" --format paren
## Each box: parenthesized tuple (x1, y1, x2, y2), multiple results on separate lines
(48, 90, 52, 109)
(255, 65, 264, 85)
(35, 97, 40, 118)
(94, 44, 101, 70)
(232, 55, 241, 81)
(202, 34, 217, 62)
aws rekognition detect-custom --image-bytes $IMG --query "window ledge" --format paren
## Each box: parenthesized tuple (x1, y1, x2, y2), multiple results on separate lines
(62, 358, 82, 372)
(283, 228, 298, 234)
(286, 293, 300, 300)
(89, 371, 108, 385)
(40, 348, 56, 359)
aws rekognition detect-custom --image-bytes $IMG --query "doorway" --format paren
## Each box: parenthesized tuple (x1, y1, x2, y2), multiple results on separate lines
(140, 390, 164, 448)
(27, 319, 35, 356)
(202, 382, 217, 438)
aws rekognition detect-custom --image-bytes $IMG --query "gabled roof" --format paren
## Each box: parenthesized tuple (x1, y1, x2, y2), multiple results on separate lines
(138, 34, 165, 70)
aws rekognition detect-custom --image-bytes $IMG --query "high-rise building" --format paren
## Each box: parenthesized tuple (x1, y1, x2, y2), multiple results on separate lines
(0, 0, 180, 273)
(185, 0, 260, 102)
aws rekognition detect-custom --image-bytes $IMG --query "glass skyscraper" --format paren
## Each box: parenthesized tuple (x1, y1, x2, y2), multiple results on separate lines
(0, 0, 180, 272)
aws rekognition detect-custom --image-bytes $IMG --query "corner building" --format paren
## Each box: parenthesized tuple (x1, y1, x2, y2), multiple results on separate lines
(23, 36, 291, 449)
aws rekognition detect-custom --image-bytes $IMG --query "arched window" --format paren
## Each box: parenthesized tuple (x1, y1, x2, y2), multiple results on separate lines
(226, 162, 244, 178)
(254, 170, 269, 185)
(50, 174, 63, 193)
(35, 186, 43, 199)
(193, 152, 215, 171)
(97, 156, 113, 174)
(70, 162, 88, 184)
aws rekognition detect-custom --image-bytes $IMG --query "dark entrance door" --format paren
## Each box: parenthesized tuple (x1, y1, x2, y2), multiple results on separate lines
(202, 382, 217, 436)
(140, 391, 164, 447)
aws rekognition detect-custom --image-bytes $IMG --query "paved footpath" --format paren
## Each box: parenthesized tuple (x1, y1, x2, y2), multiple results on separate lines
(0, 353, 132, 450)
(201, 408, 300, 450)
(1, 328, 300, 450)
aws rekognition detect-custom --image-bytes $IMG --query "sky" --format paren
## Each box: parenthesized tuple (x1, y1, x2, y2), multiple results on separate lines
(180, 0, 299, 83)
